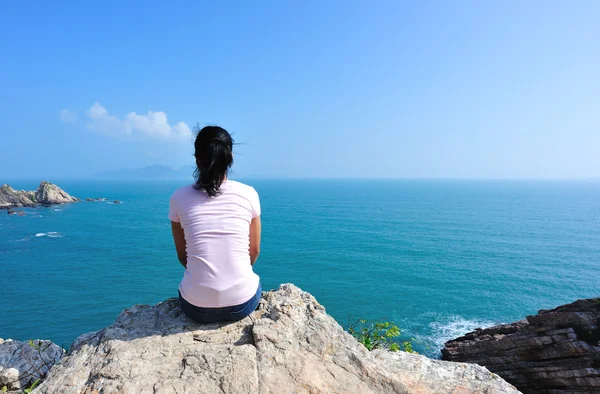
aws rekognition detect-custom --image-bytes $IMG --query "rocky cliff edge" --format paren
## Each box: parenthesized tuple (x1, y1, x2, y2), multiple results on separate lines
(442, 298, 600, 393)
(32, 284, 518, 394)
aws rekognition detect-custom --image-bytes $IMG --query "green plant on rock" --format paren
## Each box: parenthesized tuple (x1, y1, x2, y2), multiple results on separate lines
(22, 379, 40, 394)
(347, 319, 415, 353)
(401, 340, 415, 353)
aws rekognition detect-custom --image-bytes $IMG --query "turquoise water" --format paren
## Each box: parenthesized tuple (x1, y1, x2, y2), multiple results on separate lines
(1, 179, 599, 356)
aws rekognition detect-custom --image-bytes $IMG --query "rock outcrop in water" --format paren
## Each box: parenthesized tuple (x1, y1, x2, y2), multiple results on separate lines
(442, 297, 600, 394)
(0, 339, 64, 392)
(35, 284, 518, 394)
(34, 182, 79, 206)
(0, 182, 78, 209)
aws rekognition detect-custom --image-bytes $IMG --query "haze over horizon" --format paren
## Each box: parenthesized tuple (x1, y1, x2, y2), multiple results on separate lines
(2, 1, 599, 180)
(6, 164, 600, 182)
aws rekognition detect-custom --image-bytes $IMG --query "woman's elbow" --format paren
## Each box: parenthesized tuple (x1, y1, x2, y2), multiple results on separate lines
(250, 245, 260, 260)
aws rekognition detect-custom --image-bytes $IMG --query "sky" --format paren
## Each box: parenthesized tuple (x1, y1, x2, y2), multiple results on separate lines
(1, 1, 599, 179)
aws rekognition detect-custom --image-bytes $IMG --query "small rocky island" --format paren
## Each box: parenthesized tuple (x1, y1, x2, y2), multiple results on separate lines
(0, 182, 79, 209)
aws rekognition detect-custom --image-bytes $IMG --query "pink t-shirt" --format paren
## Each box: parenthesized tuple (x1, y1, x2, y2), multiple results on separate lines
(169, 180, 261, 308)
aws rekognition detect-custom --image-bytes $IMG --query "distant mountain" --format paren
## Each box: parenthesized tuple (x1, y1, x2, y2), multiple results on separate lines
(94, 165, 196, 180)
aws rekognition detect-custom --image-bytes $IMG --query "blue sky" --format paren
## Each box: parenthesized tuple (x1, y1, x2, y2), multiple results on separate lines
(1, 1, 599, 179)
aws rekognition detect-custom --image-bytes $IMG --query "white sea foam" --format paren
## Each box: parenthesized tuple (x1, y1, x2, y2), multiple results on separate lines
(404, 314, 499, 357)
(35, 231, 63, 238)
(428, 316, 498, 351)
(54, 208, 62, 211)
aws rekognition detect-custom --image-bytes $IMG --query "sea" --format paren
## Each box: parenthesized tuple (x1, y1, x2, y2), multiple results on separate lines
(1, 179, 599, 357)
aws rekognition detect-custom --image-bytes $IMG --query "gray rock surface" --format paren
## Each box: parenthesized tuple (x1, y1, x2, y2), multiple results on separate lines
(34, 181, 79, 205)
(35, 284, 519, 394)
(0, 185, 36, 208)
(442, 298, 600, 394)
(0, 182, 78, 209)
(85, 197, 108, 202)
(0, 339, 64, 392)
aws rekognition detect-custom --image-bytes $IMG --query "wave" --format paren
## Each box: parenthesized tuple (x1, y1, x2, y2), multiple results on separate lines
(35, 232, 63, 238)
(54, 208, 62, 212)
(405, 314, 498, 358)
(427, 316, 497, 350)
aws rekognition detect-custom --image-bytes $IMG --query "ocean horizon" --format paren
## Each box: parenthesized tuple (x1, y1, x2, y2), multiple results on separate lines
(4, 176, 600, 182)
(1, 178, 599, 357)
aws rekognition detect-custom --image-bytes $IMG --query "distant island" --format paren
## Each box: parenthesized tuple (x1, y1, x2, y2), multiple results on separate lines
(94, 165, 195, 180)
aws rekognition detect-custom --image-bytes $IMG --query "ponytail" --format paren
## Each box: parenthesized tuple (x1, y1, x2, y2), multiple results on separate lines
(193, 125, 234, 197)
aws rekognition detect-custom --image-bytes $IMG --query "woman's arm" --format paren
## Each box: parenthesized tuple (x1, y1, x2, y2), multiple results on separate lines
(249, 216, 261, 265)
(171, 221, 187, 268)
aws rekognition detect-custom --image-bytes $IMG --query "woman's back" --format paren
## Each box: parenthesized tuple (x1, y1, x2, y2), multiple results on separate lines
(170, 180, 260, 307)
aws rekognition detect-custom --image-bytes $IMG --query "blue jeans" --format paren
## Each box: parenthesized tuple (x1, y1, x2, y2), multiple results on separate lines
(179, 283, 262, 324)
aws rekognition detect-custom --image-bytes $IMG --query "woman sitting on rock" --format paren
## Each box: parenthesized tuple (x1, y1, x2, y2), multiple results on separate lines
(169, 125, 262, 323)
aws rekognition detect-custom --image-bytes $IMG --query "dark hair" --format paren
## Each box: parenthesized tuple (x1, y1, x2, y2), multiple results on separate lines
(193, 125, 234, 197)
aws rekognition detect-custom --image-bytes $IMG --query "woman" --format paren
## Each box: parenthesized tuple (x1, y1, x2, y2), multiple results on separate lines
(169, 125, 262, 323)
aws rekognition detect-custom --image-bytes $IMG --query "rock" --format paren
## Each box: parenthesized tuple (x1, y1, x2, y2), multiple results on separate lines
(6, 208, 26, 216)
(34, 181, 79, 205)
(0, 185, 36, 208)
(112, 200, 121, 204)
(0, 182, 78, 209)
(442, 298, 600, 393)
(0, 339, 64, 392)
(35, 284, 519, 394)
(85, 198, 107, 202)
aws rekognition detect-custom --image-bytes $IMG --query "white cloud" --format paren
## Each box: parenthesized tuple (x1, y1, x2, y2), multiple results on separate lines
(86, 103, 123, 135)
(85, 102, 192, 141)
(60, 109, 78, 123)
(172, 122, 192, 138)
